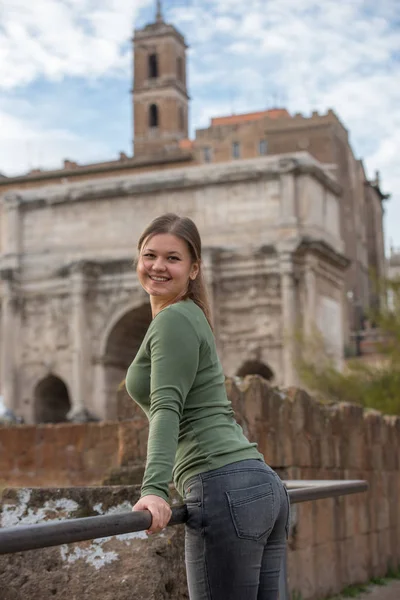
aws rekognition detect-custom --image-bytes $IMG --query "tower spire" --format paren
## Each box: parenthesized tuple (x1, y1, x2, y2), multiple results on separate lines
(156, 0, 163, 22)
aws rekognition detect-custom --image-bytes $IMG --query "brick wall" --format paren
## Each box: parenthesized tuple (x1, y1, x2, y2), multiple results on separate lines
(1, 377, 399, 599)
(0, 417, 148, 488)
(226, 377, 400, 597)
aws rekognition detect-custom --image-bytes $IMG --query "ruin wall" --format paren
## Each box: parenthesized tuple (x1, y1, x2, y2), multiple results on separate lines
(1, 377, 399, 599)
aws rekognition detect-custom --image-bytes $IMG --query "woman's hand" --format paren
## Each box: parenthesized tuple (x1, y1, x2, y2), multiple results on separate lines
(132, 494, 172, 534)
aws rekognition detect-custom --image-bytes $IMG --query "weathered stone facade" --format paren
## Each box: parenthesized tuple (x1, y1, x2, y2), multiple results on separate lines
(1, 378, 399, 599)
(0, 153, 347, 422)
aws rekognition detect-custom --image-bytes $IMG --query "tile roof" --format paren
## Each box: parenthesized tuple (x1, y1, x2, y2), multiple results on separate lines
(211, 108, 290, 127)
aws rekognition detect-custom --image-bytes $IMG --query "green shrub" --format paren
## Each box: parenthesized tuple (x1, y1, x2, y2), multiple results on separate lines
(297, 279, 400, 415)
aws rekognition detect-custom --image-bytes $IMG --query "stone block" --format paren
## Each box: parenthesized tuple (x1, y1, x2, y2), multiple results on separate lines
(319, 427, 335, 469)
(6, 427, 37, 473)
(0, 485, 188, 600)
(285, 388, 317, 435)
(369, 531, 381, 577)
(314, 542, 340, 598)
(293, 502, 313, 549)
(0, 427, 19, 472)
(82, 422, 120, 476)
(377, 529, 391, 574)
(35, 424, 84, 473)
(291, 546, 316, 600)
(118, 421, 140, 467)
(313, 498, 335, 545)
(341, 535, 369, 586)
(292, 432, 313, 467)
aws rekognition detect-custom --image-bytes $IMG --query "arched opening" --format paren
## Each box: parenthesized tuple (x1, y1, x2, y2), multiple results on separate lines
(236, 360, 275, 382)
(178, 105, 185, 131)
(149, 103, 159, 128)
(177, 56, 184, 81)
(103, 303, 152, 418)
(148, 53, 158, 78)
(34, 375, 71, 424)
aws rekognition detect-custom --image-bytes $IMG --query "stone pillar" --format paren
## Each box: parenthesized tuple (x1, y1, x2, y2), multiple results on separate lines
(69, 264, 89, 420)
(0, 194, 21, 411)
(280, 253, 297, 386)
(279, 159, 298, 227)
(2, 195, 21, 259)
(304, 257, 317, 337)
(0, 278, 17, 410)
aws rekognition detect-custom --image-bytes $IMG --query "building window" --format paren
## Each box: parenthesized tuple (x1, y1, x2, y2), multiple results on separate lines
(203, 147, 212, 163)
(148, 54, 158, 79)
(259, 139, 268, 155)
(178, 106, 185, 131)
(232, 141, 240, 159)
(149, 104, 159, 128)
(177, 56, 184, 82)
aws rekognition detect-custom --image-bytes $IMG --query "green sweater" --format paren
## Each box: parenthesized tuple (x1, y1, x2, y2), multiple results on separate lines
(125, 299, 262, 501)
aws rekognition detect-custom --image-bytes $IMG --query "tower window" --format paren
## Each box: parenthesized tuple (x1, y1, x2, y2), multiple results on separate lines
(148, 54, 158, 79)
(232, 141, 241, 159)
(149, 104, 159, 128)
(203, 147, 212, 163)
(259, 139, 268, 155)
(178, 106, 185, 131)
(177, 56, 184, 82)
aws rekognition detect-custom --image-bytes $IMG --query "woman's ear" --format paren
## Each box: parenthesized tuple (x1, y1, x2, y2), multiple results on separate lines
(190, 263, 200, 280)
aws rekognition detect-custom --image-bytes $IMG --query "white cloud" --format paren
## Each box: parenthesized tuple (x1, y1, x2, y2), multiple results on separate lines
(0, 109, 111, 175)
(0, 0, 152, 89)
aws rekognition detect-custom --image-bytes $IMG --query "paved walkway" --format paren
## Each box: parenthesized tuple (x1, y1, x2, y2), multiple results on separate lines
(339, 581, 400, 600)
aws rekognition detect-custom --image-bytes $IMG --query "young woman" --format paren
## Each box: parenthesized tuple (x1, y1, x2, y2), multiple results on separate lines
(126, 213, 289, 600)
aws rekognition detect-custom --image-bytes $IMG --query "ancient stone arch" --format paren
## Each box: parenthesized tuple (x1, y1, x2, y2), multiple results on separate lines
(102, 302, 152, 418)
(236, 359, 275, 382)
(34, 374, 71, 424)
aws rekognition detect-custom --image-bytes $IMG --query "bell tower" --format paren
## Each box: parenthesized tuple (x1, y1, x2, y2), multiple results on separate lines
(132, 1, 189, 157)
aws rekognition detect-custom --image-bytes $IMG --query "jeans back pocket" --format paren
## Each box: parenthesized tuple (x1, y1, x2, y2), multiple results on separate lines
(226, 482, 274, 541)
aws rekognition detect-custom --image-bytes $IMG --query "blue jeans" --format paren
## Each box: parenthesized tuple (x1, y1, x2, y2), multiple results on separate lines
(183, 459, 290, 600)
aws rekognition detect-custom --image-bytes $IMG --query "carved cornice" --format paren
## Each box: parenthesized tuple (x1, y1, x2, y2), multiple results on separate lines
(4, 152, 340, 209)
(56, 258, 134, 278)
(134, 21, 187, 47)
(293, 164, 342, 195)
(0, 152, 193, 187)
(295, 237, 350, 270)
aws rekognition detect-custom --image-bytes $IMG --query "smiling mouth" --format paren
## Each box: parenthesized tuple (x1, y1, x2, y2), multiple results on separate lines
(149, 276, 170, 282)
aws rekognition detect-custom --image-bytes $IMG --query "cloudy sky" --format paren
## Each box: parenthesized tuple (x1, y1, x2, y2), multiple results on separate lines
(1, 0, 399, 250)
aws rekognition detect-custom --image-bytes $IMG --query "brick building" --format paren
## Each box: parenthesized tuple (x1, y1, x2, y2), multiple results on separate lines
(193, 109, 388, 332)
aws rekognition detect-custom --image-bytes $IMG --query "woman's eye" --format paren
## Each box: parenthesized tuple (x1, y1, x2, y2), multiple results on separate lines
(168, 256, 179, 261)
(143, 253, 155, 258)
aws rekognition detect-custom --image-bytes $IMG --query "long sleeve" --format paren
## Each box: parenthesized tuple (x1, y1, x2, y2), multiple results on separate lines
(140, 308, 200, 501)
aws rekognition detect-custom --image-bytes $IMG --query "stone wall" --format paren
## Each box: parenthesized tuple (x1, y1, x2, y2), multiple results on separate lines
(1, 152, 347, 421)
(0, 416, 149, 488)
(0, 485, 187, 600)
(1, 377, 399, 599)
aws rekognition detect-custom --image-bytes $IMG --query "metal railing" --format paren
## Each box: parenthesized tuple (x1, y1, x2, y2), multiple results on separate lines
(0, 480, 368, 598)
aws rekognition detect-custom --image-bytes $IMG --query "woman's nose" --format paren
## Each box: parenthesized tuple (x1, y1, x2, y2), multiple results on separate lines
(153, 258, 167, 271)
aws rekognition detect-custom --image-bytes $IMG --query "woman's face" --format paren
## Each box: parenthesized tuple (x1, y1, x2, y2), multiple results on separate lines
(137, 233, 199, 303)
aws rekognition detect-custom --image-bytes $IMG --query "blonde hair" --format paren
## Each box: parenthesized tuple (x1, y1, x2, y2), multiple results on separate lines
(137, 213, 213, 329)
